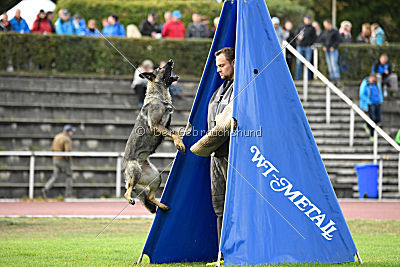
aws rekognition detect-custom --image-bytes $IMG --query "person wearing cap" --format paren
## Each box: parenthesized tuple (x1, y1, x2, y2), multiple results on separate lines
(55, 9, 75, 35)
(295, 14, 317, 80)
(42, 125, 76, 198)
(102, 14, 126, 37)
(131, 59, 154, 107)
(271, 17, 284, 45)
(31, 9, 53, 34)
(139, 13, 160, 38)
(9, 9, 30, 33)
(161, 10, 185, 39)
(73, 14, 86, 36)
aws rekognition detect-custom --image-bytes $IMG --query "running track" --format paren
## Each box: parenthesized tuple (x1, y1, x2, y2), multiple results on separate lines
(0, 200, 399, 220)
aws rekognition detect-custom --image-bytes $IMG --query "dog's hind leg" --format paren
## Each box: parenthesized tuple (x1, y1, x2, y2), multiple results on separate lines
(143, 159, 170, 211)
(134, 185, 157, 214)
(124, 160, 142, 205)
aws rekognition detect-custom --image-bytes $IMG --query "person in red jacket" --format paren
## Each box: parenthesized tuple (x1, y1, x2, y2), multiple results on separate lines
(161, 10, 185, 39)
(31, 9, 53, 34)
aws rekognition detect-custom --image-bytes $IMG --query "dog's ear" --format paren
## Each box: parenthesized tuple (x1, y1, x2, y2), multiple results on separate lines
(139, 72, 156, 81)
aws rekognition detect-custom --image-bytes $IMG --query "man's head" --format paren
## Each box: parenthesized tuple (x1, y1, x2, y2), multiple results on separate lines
(61, 9, 70, 21)
(141, 59, 154, 72)
(148, 13, 156, 23)
(323, 19, 333, 30)
(271, 17, 280, 29)
(192, 13, 201, 24)
(368, 73, 377, 84)
(379, 54, 388, 65)
(64, 125, 76, 136)
(304, 15, 312, 25)
(172, 10, 181, 22)
(107, 15, 116, 26)
(284, 21, 293, 31)
(2, 13, 8, 21)
(215, 47, 235, 81)
(88, 19, 96, 30)
(15, 9, 21, 19)
(46, 11, 54, 20)
(73, 14, 82, 22)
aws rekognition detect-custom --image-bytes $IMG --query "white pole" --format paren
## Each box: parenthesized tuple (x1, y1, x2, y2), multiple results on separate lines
(303, 65, 308, 102)
(326, 86, 331, 124)
(349, 109, 354, 147)
(373, 130, 378, 164)
(313, 47, 318, 80)
(116, 156, 122, 197)
(332, 0, 337, 28)
(378, 158, 383, 200)
(29, 155, 35, 199)
(398, 152, 400, 193)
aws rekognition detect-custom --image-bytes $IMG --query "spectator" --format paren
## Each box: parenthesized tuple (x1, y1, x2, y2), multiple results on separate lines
(209, 17, 219, 39)
(0, 13, 12, 32)
(370, 23, 385, 45)
(42, 125, 76, 198)
(159, 60, 183, 99)
(140, 13, 160, 38)
(271, 17, 284, 45)
(127, 24, 142, 38)
(396, 130, 400, 145)
(31, 9, 53, 34)
(55, 9, 75, 35)
(131, 60, 153, 107)
(356, 23, 371, 43)
(161, 10, 185, 39)
(85, 19, 99, 37)
(359, 74, 383, 140)
(102, 14, 126, 37)
(161, 11, 172, 30)
(371, 54, 398, 97)
(46, 11, 56, 33)
(102, 18, 108, 28)
(320, 19, 341, 83)
(186, 13, 208, 38)
(9, 9, 30, 33)
(73, 14, 86, 36)
(295, 15, 317, 80)
(339, 20, 353, 43)
(312, 21, 322, 43)
(283, 21, 296, 75)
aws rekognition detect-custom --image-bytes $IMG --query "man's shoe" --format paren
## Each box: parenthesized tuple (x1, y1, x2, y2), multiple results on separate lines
(369, 136, 374, 141)
(41, 188, 47, 198)
(363, 123, 369, 134)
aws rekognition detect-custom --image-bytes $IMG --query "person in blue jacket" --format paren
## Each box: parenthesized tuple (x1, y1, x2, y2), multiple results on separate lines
(55, 9, 75, 35)
(9, 9, 30, 33)
(102, 15, 126, 37)
(359, 73, 383, 140)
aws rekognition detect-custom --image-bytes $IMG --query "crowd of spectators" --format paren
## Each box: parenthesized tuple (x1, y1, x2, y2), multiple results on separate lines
(0, 8, 219, 40)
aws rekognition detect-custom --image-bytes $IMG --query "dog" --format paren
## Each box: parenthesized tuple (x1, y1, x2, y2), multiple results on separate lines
(123, 59, 185, 213)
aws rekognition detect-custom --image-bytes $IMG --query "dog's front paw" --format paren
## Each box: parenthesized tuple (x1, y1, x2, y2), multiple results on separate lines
(129, 199, 136, 205)
(174, 138, 186, 153)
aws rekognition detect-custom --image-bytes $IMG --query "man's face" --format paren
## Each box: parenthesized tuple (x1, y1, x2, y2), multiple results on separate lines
(67, 130, 74, 137)
(3, 13, 8, 21)
(108, 16, 115, 25)
(379, 56, 388, 65)
(15, 9, 21, 18)
(216, 54, 234, 81)
(323, 21, 332, 30)
(369, 75, 376, 84)
(192, 14, 200, 23)
(304, 17, 311, 25)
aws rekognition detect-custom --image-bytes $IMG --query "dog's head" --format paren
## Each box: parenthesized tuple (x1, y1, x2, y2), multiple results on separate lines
(139, 59, 179, 88)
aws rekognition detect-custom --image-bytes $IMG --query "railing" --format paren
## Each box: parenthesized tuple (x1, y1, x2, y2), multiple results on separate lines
(0, 151, 175, 200)
(0, 151, 389, 200)
(283, 41, 400, 194)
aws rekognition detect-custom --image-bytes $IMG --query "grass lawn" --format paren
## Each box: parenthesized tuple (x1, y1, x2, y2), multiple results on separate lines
(0, 217, 399, 266)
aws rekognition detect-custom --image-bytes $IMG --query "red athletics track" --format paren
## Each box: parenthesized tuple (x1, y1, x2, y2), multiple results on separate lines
(0, 200, 399, 220)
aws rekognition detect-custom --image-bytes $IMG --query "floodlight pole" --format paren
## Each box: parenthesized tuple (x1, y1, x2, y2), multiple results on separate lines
(332, 0, 337, 28)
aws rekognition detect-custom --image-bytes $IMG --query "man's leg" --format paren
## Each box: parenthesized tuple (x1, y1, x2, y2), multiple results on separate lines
(295, 46, 305, 80)
(304, 46, 313, 80)
(210, 156, 228, 246)
(331, 49, 340, 80)
(368, 104, 376, 137)
(325, 51, 333, 80)
(375, 103, 382, 124)
(43, 159, 61, 195)
(61, 159, 73, 198)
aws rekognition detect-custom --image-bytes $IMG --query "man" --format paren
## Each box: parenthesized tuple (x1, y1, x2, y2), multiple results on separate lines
(42, 125, 75, 198)
(102, 14, 126, 37)
(284, 21, 296, 75)
(320, 19, 341, 83)
(271, 17, 284, 45)
(140, 13, 160, 38)
(161, 10, 185, 39)
(295, 15, 316, 80)
(72, 14, 86, 36)
(371, 54, 398, 97)
(55, 9, 75, 35)
(191, 47, 235, 250)
(359, 74, 383, 140)
(46, 11, 56, 33)
(131, 60, 154, 107)
(186, 13, 208, 38)
(9, 9, 30, 33)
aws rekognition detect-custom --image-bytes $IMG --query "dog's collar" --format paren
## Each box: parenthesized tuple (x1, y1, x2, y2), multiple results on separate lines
(145, 94, 175, 110)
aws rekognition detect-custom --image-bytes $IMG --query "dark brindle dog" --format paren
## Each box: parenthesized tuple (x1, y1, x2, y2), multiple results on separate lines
(123, 59, 185, 213)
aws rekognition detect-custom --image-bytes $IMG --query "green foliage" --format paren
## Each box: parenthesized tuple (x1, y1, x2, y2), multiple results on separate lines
(317, 44, 400, 81)
(312, 0, 400, 42)
(0, 32, 212, 77)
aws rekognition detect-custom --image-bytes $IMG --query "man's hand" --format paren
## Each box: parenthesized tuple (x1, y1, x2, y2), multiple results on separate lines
(385, 70, 389, 75)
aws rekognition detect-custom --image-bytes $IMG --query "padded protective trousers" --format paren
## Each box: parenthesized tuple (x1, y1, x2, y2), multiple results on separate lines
(210, 155, 228, 246)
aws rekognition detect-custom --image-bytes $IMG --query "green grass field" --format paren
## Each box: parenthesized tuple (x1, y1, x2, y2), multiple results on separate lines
(0, 217, 399, 266)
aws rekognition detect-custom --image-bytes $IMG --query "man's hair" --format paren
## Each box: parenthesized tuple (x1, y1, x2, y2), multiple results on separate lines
(324, 19, 332, 25)
(215, 47, 235, 63)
